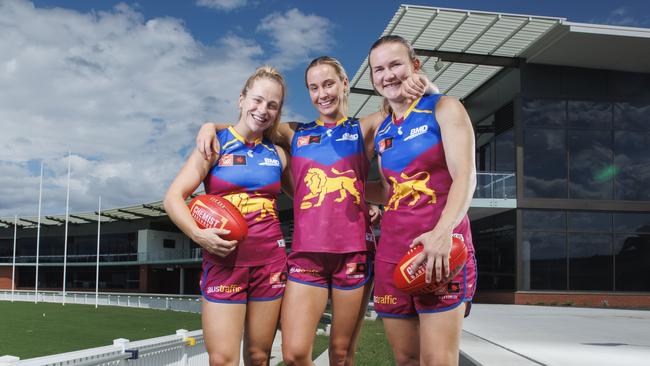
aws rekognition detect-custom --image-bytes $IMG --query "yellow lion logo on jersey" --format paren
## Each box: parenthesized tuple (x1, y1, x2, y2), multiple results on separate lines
(300, 167, 361, 209)
(223, 192, 277, 221)
(386, 171, 436, 211)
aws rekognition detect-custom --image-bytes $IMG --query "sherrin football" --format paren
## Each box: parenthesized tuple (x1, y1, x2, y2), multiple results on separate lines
(393, 235, 468, 295)
(188, 194, 248, 242)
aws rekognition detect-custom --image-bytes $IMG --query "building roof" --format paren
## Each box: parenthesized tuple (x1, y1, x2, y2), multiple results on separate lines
(0, 199, 169, 228)
(349, 4, 650, 117)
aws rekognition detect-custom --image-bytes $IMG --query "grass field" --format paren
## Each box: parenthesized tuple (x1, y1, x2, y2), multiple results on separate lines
(355, 319, 394, 365)
(1, 301, 393, 364)
(0, 301, 202, 359)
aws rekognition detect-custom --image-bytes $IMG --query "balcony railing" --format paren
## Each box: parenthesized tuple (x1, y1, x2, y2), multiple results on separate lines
(0, 249, 203, 264)
(474, 172, 515, 199)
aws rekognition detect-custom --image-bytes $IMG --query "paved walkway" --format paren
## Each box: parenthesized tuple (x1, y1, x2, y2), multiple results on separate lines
(462, 304, 650, 365)
(291, 304, 650, 365)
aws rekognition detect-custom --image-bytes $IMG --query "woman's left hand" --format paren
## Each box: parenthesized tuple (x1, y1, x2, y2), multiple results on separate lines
(400, 72, 427, 102)
(368, 204, 382, 226)
(409, 227, 453, 284)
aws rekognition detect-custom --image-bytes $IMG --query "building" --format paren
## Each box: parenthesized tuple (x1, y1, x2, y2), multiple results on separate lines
(348, 5, 650, 307)
(1, 5, 649, 307)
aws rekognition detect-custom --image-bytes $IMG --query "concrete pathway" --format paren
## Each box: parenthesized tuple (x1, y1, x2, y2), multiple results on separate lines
(268, 304, 650, 365)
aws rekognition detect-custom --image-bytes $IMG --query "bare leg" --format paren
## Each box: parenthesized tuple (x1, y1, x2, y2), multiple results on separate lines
(418, 303, 465, 366)
(382, 317, 420, 366)
(243, 298, 283, 366)
(329, 284, 367, 365)
(281, 281, 329, 366)
(202, 298, 246, 366)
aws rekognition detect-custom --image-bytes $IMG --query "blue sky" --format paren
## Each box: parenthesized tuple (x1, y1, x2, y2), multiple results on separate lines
(30, 0, 650, 119)
(1, 0, 649, 217)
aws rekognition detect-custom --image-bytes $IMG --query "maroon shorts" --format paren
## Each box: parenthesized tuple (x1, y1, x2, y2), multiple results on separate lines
(287, 251, 372, 290)
(200, 257, 287, 303)
(373, 252, 477, 317)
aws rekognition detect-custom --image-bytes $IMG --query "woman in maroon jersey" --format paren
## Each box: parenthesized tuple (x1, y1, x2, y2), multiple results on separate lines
(366, 35, 477, 366)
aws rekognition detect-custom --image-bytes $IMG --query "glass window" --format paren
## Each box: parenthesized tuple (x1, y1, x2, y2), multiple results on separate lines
(495, 129, 515, 172)
(523, 231, 567, 290)
(471, 211, 516, 291)
(615, 234, 650, 291)
(614, 102, 650, 131)
(523, 99, 566, 128)
(613, 213, 650, 233)
(568, 233, 613, 291)
(524, 128, 567, 198)
(163, 239, 175, 249)
(568, 211, 612, 233)
(523, 209, 566, 231)
(614, 131, 650, 201)
(568, 101, 612, 129)
(568, 130, 613, 199)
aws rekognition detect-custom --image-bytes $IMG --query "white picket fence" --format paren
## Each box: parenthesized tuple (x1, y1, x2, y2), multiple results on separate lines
(1, 290, 208, 365)
(0, 290, 202, 313)
(0, 329, 207, 366)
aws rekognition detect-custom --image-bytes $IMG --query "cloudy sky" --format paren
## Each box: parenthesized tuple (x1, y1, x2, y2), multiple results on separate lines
(1, 0, 648, 218)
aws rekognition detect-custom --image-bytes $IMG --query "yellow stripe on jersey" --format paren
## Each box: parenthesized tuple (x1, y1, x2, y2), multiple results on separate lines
(221, 138, 239, 150)
(228, 126, 262, 146)
(316, 116, 347, 127)
(260, 142, 275, 152)
(392, 97, 422, 124)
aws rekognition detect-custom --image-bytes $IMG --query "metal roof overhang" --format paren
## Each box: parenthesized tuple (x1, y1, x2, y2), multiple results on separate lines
(0, 200, 169, 229)
(349, 5, 563, 117)
(523, 21, 650, 73)
(0, 189, 293, 230)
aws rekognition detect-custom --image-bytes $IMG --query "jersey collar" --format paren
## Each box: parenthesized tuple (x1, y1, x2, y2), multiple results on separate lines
(228, 126, 262, 147)
(392, 97, 422, 125)
(315, 116, 347, 128)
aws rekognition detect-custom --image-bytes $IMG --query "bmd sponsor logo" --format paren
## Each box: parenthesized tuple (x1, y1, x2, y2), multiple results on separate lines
(335, 132, 359, 142)
(403, 125, 428, 141)
(259, 158, 280, 166)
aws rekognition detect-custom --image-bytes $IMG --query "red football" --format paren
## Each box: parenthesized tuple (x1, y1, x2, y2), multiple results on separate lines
(393, 235, 468, 295)
(188, 194, 248, 242)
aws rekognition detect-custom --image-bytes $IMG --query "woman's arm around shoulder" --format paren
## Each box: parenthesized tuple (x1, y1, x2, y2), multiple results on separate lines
(359, 111, 387, 160)
(274, 122, 299, 152)
(196, 122, 229, 160)
(276, 145, 294, 198)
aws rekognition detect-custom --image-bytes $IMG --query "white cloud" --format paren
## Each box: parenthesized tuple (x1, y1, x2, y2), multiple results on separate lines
(594, 7, 650, 27)
(196, 0, 247, 11)
(257, 8, 334, 69)
(0, 0, 283, 217)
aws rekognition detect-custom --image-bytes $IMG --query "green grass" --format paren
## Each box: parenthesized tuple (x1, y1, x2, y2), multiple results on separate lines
(355, 319, 394, 365)
(2, 302, 394, 364)
(277, 319, 394, 365)
(0, 301, 202, 359)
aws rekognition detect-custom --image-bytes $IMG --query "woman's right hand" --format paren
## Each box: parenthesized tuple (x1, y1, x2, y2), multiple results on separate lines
(192, 227, 238, 257)
(196, 122, 218, 160)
